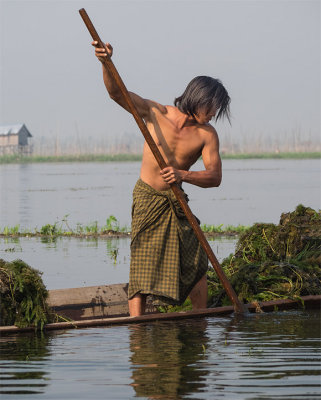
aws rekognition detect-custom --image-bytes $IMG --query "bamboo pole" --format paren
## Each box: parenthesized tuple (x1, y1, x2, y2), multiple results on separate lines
(79, 8, 248, 314)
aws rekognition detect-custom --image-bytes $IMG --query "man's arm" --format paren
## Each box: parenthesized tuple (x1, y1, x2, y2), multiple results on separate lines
(160, 127, 222, 188)
(92, 41, 165, 120)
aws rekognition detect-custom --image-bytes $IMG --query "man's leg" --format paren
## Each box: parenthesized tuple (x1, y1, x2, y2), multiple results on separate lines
(128, 293, 146, 317)
(189, 275, 208, 309)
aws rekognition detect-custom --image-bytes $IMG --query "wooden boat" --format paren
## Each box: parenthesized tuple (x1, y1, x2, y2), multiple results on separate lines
(1, 283, 320, 334)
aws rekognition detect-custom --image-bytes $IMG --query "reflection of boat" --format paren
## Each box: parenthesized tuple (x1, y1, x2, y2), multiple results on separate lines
(1, 283, 320, 333)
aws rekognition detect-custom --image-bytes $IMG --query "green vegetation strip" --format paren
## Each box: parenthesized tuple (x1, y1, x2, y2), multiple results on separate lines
(221, 152, 321, 159)
(0, 152, 320, 164)
(0, 216, 247, 238)
(201, 223, 248, 235)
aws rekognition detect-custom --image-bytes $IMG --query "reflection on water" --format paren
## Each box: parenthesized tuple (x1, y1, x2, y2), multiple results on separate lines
(0, 236, 134, 289)
(203, 310, 321, 399)
(129, 319, 209, 399)
(0, 333, 52, 396)
(0, 310, 319, 399)
(128, 311, 321, 400)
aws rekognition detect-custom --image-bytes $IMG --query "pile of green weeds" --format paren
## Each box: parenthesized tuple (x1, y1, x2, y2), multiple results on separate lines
(208, 204, 321, 307)
(159, 204, 320, 313)
(0, 259, 53, 329)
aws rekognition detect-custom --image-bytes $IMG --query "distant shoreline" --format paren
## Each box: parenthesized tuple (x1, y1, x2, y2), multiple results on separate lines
(0, 152, 320, 164)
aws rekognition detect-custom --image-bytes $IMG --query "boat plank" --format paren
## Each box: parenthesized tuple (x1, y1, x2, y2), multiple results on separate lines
(47, 284, 155, 320)
(1, 295, 320, 334)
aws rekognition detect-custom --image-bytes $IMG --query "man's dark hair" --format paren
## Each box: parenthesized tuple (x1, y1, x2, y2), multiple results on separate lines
(174, 76, 231, 123)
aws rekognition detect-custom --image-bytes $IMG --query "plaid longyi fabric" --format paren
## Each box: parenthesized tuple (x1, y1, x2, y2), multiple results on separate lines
(128, 179, 208, 305)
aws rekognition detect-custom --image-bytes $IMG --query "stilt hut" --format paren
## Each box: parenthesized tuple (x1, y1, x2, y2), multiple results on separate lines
(0, 124, 33, 155)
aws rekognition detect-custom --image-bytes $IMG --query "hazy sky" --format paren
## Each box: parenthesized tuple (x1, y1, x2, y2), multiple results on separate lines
(0, 0, 320, 146)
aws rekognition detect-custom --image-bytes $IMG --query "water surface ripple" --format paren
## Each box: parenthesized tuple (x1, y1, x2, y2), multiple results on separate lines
(0, 310, 319, 399)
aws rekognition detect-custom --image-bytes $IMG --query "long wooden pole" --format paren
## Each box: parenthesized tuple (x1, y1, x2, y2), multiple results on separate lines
(79, 8, 248, 314)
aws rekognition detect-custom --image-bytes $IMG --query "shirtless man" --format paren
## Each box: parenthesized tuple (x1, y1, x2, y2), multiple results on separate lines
(93, 41, 230, 316)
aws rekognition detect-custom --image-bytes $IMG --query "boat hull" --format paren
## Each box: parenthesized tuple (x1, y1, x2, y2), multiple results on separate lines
(0, 285, 319, 334)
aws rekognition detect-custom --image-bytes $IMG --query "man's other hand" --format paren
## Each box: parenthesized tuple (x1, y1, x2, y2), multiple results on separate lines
(92, 41, 113, 62)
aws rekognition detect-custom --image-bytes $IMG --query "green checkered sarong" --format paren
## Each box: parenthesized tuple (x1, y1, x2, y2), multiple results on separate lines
(128, 179, 208, 305)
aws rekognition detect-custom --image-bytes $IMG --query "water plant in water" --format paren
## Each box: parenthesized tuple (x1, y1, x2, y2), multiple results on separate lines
(40, 223, 59, 236)
(207, 204, 321, 307)
(85, 221, 99, 234)
(0, 215, 130, 237)
(0, 259, 53, 329)
(201, 223, 249, 235)
(105, 215, 119, 231)
(1, 217, 244, 238)
(2, 225, 20, 236)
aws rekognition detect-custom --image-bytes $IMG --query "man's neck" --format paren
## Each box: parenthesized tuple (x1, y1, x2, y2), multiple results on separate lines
(176, 111, 197, 130)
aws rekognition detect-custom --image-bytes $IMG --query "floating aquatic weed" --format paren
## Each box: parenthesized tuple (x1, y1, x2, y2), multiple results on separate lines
(207, 204, 321, 307)
(201, 223, 249, 235)
(40, 222, 63, 236)
(0, 259, 53, 330)
(85, 221, 98, 233)
(105, 215, 119, 232)
(0, 216, 130, 238)
(1, 225, 20, 236)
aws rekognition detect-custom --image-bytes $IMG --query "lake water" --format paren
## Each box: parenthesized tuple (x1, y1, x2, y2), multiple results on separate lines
(0, 310, 320, 399)
(0, 159, 320, 399)
(0, 235, 237, 290)
(0, 159, 319, 288)
(0, 159, 320, 230)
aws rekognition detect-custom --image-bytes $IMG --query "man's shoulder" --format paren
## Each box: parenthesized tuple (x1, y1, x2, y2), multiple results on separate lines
(165, 105, 177, 112)
(146, 100, 168, 115)
(199, 123, 218, 137)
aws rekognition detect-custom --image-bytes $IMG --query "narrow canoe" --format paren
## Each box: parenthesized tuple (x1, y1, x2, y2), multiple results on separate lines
(0, 283, 320, 334)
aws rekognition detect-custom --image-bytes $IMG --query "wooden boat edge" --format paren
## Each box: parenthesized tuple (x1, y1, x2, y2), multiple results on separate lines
(0, 295, 320, 334)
